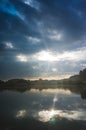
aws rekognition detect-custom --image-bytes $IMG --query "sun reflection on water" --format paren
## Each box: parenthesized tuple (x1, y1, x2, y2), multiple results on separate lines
(38, 109, 86, 122)
(38, 109, 62, 122)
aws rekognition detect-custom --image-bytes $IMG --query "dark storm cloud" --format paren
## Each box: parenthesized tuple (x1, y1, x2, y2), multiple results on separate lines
(0, 0, 86, 53)
(0, 0, 44, 56)
(0, 59, 34, 79)
(0, 0, 86, 79)
(0, 0, 42, 49)
(26, 0, 86, 52)
(38, 0, 86, 40)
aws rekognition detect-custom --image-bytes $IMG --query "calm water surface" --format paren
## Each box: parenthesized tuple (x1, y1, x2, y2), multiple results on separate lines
(0, 88, 86, 130)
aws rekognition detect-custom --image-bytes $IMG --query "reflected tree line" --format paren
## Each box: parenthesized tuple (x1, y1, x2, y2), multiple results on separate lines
(0, 68, 86, 98)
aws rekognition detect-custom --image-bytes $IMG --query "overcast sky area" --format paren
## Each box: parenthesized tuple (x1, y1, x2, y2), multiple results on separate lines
(0, 0, 86, 80)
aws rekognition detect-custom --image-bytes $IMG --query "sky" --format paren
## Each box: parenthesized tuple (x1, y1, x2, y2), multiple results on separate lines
(0, 0, 86, 80)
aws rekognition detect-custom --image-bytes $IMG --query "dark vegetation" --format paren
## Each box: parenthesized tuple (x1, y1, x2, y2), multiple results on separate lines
(0, 68, 86, 98)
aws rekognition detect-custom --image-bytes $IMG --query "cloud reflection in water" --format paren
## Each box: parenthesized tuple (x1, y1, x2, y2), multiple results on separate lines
(38, 109, 86, 122)
(16, 109, 26, 118)
(30, 89, 72, 95)
(15, 108, 86, 123)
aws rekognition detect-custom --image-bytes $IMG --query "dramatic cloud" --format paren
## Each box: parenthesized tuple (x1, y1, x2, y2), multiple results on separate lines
(0, 0, 86, 80)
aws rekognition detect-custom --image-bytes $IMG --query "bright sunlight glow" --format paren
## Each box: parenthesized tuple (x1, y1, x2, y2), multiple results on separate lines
(16, 54, 28, 62)
(37, 51, 57, 62)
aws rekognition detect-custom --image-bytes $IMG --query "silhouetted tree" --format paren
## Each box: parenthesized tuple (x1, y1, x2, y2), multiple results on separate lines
(79, 68, 86, 81)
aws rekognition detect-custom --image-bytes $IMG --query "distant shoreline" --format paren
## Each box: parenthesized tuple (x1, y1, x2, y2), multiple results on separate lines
(0, 68, 86, 98)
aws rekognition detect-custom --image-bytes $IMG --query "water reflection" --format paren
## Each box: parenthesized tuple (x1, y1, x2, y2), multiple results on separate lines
(0, 89, 86, 130)
(38, 109, 86, 122)
(30, 88, 72, 95)
(14, 108, 86, 123)
(16, 110, 26, 118)
(38, 109, 59, 122)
